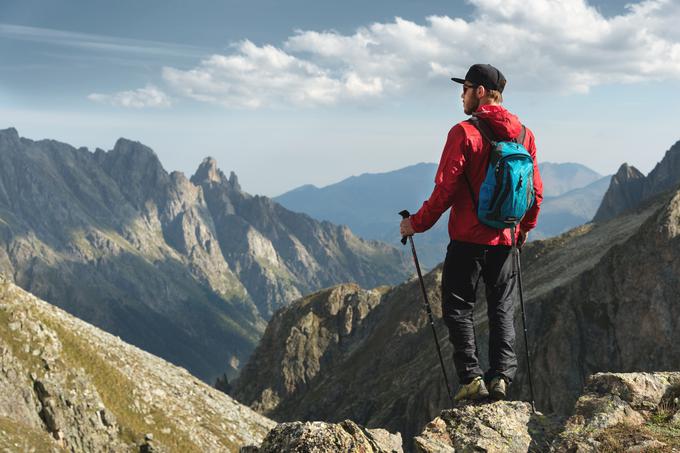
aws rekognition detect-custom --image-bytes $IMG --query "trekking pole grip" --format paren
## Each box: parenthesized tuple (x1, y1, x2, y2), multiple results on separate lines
(399, 210, 410, 245)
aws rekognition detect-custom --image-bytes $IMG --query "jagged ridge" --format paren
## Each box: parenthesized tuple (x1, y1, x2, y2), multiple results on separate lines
(0, 127, 409, 383)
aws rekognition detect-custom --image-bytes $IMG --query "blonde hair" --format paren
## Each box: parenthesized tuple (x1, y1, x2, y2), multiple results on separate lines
(485, 89, 503, 103)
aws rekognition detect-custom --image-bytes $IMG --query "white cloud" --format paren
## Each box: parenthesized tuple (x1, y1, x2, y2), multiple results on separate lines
(159, 0, 680, 108)
(161, 40, 385, 108)
(88, 85, 172, 108)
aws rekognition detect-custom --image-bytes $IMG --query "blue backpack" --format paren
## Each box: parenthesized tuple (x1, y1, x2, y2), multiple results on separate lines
(464, 117, 535, 230)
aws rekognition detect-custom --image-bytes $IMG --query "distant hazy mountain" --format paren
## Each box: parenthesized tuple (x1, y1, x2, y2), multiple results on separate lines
(0, 127, 409, 383)
(275, 161, 607, 268)
(276, 162, 437, 239)
(530, 175, 612, 239)
(539, 162, 603, 197)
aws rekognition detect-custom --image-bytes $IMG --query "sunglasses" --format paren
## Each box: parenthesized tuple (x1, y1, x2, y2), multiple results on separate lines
(463, 84, 478, 93)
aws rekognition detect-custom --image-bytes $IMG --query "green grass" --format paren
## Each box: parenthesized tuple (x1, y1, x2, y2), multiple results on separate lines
(0, 296, 45, 380)
(594, 404, 680, 453)
(594, 422, 680, 452)
(39, 317, 206, 452)
(1, 280, 246, 452)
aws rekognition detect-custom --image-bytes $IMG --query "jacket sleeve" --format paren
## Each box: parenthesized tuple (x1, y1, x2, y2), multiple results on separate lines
(410, 125, 468, 233)
(519, 131, 543, 232)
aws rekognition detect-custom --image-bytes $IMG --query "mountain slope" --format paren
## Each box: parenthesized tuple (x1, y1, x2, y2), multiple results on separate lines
(233, 179, 680, 445)
(0, 127, 409, 382)
(191, 157, 408, 318)
(0, 276, 275, 452)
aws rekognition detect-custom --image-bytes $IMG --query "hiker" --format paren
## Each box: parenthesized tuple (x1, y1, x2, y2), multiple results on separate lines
(399, 64, 543, 402)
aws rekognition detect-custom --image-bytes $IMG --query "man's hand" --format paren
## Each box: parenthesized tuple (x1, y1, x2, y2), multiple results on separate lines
(400, 218, 415, 238)
(518, 230, 529, 248)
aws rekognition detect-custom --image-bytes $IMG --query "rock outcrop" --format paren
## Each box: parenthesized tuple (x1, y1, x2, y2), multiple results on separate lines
(232, 283, 389, 415)
(0, 276, 275, 452)
(552, 372, 680, 452)
(594, 140, 680, 222)
(0, 127, 409, 382)
(414, 401, 563, 452)
(413, 372, 680, 452)
(233, 180, 680, 447)
(244, 420, 403, 453)
(230, 371, 679, 452)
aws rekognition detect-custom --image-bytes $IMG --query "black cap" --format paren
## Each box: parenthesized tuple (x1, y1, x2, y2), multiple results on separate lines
(452, 64, 507, 93)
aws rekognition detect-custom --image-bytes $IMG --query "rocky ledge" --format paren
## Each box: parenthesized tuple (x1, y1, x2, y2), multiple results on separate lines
(241, 420, 403, 453)
(244, 372, 680, 453)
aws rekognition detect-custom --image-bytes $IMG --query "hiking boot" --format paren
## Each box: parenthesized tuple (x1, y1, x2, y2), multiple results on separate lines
(489, 376, 508, 400)
(453, 376, 489, 402)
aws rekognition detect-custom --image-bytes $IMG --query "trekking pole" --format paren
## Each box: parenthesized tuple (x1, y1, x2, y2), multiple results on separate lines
(511, 225, 537, 413)
(399, 210, 453, 403)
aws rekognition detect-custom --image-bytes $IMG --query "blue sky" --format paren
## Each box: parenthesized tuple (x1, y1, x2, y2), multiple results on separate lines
(1, 0, 679, 196)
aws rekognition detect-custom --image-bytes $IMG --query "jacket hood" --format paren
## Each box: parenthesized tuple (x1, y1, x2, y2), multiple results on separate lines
(473, 104, 522, 140)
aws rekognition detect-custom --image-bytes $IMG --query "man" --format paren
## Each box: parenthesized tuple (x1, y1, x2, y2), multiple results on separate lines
(400, 63, 543, 402)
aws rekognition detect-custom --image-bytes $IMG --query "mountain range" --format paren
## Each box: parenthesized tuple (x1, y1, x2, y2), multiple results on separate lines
(274, 162, 610, 268)
(0, 127, 409, 383)
(3, 270, 677, 452)
(233, 139, 680, 447)
(1, 125, 679, 451)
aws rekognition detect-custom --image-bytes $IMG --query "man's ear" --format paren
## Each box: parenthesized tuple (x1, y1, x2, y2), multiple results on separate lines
(476, 85, 486, 98)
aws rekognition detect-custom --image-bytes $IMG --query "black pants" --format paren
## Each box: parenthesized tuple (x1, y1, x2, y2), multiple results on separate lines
(441, 240, 518, 385)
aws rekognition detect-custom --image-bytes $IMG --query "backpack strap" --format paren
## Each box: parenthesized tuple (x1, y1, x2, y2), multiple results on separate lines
(463, 117, 491, 212)
(469, 116, 498, 146)
(514, 125, 527, 147)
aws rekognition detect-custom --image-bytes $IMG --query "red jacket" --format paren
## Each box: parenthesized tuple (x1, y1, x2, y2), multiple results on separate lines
(410, 104, 543, 246)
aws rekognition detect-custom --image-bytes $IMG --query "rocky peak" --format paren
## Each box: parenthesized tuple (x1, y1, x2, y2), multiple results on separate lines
(106, 138, 168, 187)
(96, 138, 170, 208)
(614, 162, 645, 181)
(111, 138, 160, 163)
(592, 163, 646, 222)
(191, 157, 242, 192)
(0, 127, 19, 143)
(192, 157, 223, 184)
(229, 170, 241, 192)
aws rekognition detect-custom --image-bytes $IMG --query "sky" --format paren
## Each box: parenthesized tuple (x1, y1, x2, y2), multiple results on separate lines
(1, 0, 680, 197)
